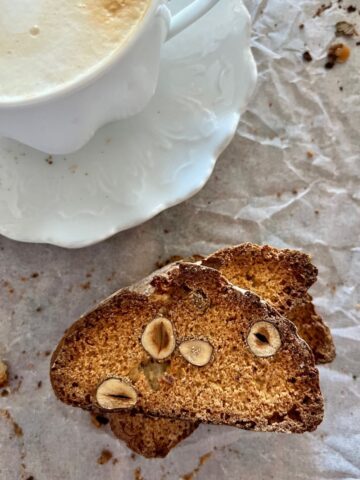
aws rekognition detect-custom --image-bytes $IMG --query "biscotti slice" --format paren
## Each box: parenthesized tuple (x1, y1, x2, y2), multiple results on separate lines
(108, 413, 199, 458)
(51, 262, 323, 433)
(202, 243, 335, 363)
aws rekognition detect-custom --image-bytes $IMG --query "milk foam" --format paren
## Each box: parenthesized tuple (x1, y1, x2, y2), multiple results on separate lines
(0, 0, 150, 102)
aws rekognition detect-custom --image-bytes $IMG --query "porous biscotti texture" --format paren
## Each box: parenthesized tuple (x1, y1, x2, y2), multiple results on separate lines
(108, 413, 199, 458)
(202, 243, 335, 363)
(51, 262, 323, 433)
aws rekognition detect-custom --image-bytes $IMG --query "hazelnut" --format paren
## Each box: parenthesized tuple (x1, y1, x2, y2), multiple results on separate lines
(247, 321, 281, 357)
(96, 377, 137, 410)
(141, 317, 175, 360)
(179, 339, 213, 367)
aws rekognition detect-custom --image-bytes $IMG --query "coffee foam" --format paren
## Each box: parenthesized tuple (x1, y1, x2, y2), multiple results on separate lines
(0, 0, 150, 102)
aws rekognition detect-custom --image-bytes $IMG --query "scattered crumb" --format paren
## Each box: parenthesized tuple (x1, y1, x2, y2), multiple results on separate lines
(339, 86, 344, 91)
(325, 43, 351, 69)
(276, 192, 282, 198)
(299, 23, 304, 29)
(357, 41, 360, 46)
(163, 228, 169, 234)
(97, 449, 113, 465)
(37, 381, 42, 389)
(44, 350, 51, 357)
(292, 189, 298, 195)
(80, 281, 91, 290)
(86, 272, 92, 278)
(303, 51, 313, 62)
(13, 421, 23, 437)
(335, 21, 358, 37)
(112, 458, 119, 465)
(91, 412, 109, 428)
(353, 374, 357, 380)
(314, 3, 332, 17)
(0, 361, 8, 388)
(314, 210, 320, 215)
(31, 272, 39, 279)
(134, 467, 144, 480)
(36, 307, 42, 313)
(130, 453, 136, 460)
(347, 5, 356, 13)
(45, 155, 53, 165)
(1, 389, 9, 397)
(307, 150, 314, 159)
(182, 453, 212, 480)
(26, 477, 34, 480)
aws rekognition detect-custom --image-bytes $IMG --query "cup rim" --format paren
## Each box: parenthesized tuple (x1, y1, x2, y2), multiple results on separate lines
(0, 0, 159, 110)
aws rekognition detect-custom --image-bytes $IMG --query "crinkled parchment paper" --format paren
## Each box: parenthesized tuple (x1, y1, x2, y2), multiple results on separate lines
(1, 0, 359, 479)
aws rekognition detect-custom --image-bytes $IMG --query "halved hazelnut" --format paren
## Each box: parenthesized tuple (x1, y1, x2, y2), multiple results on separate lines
(0, 360, 8, 388)
(96, 377, 137, 410)
(247, 321, 281, 357)
(141, 317, 175, 360)
(179, 339, 213, 367)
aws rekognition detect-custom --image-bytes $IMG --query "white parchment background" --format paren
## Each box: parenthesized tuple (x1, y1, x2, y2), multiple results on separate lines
(1, 0, 360, 479)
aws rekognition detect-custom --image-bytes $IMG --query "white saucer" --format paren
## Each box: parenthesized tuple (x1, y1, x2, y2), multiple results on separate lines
(0, 0, 257, 248)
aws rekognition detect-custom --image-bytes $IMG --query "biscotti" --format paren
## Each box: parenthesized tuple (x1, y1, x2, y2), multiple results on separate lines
(51, 263, 323, 433)
(202, 243, 335, 363)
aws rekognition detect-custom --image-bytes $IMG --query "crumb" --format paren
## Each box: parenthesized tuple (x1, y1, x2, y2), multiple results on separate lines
(44, 350, 51, 357)
(134, 467, 144, 480)
(182, 453, 212, 480)
(307, 150, 314, 159)
(163, 229, 169, 234)
(276, 192, 282, 198)
(292, 189, 298, 195)
(91, 413, 109, 428)
(0, 360, 8, 388)
(36, 307, 42, 313)
(325, 43, 351, 69)
(314, 210, 320, 215)
(13, 421, 23, 437)
(31, 272, 39, 279)
(26, 477, 34, 480)
(86, 272, 92, 278)
(314, 3, 332, 17)
(269, 102, 273, 107)
(353, 374, 357, 380)
(45, 155, 53, 165)
(1, 389, 9, 397)
(37, 381, 42, 389)
(335, 21, 358, 37)
(357, 41, 360, 46)
(130, 453, 136, 460)
(20, 276, 28, 282)
(347, 5, 356, 13)
(299, 23, 304, 29)
(97, 449, 113, 465)
(112, 458, 119, 465)
(339, 86, 343, 91)
(303, 51, 313, 62)
(80, 281, 91, 290)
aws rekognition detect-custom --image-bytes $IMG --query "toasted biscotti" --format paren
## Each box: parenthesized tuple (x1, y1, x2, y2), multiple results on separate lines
(107, 245, 334, 458)
(202, 243, 335, 363)
(51, 263, 323, 434)
(108, 413, 199, 458)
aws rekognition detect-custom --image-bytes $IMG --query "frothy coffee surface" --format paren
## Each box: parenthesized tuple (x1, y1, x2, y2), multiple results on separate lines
(0, 0, 150, 102)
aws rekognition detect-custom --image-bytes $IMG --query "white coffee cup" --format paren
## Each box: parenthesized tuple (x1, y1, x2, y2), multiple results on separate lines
(0, 0, 220, 154)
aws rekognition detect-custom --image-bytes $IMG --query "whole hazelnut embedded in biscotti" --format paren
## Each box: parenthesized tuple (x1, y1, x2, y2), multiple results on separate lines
(96, 377, 137, 411)
(179, 339, 213, 367)
(141, 317, 176, 360)
(247, 321, 281, 357)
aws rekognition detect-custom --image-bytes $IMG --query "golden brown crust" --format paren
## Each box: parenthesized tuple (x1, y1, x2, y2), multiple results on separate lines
(109, 413, 199, 458)
(51, 263, 323, 434)
(287, 294, 335, 364)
